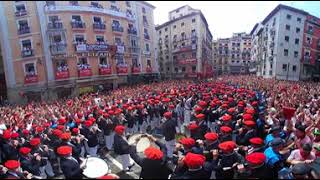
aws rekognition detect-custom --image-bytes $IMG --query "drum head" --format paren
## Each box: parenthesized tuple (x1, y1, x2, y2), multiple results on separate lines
(82, 157, 109, 178)
(128, 134, 143, 145)
(136, 137, 151, 153)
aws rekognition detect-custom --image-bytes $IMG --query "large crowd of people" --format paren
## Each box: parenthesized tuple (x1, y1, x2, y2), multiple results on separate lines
(0, 75, 320, 179)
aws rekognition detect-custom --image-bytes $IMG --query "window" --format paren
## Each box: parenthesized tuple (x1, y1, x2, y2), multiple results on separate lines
(167, 67, 170, 72)
(78, 57, 89, 67)
(165, 28, 167, 32)
(181, 22, 184, 27)
(115, 37, 121, 45)
(296, 27, 300, 33)
(285, 25, 291, 31)
(145, 43, 150, 52)
(282, 64, 287, 71)
(16, 4, 26, 12)
(284, 49, 288, 56)
(147, 59, 151, 67)
(96, 35, 104, 43)
(46, 1, 55, 6)
(110, 5, 119, 12)
(306, 37, 312, 44)
(131, 39, 137, 47)
(69, 1, 79, 6)
(285, 36, 289, 42)
(192, 52, 196, 58)
(173, 25, 176, 29)
(72, 15, 81, 22)
(269, 70, 272, 75)
(192, 18, 195, 23)
(286, 14, 291, 20)
(297, 17, 301, 23)
(176, 9, 179, 13)
(159, 30, 161, 35)
(99, 56, 108, 66)
(25, 63, 36, 76)
(181, 32, 185, 40)
(132, 58, 139, 67)
(74, 35, 85, 43)
(294, 51, 298, 58)
(166, 55, 169, 60)
(18, 20, 29, 33)
(192, 66, 196, 72)
(116, 56, 124, 65)
(126, 1, 131, 7)
(181, 54, 185, 59)
(93, 16, 102, 23)
(142, 7, 146, 13)
(56, 60, 68, 72)
(52, 34, 62, 43)
(292, 65, 297, 72)
(91, 1, 102, 8)
(21, 39, 32, 56)
(295, 38, 299, 45)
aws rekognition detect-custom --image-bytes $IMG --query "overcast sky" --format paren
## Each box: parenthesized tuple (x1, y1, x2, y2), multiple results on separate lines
(147, 1, 320, 40)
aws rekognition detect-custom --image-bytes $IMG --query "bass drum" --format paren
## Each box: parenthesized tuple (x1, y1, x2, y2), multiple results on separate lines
(82, 157, 109, 178)
(128, 133, 159, 153)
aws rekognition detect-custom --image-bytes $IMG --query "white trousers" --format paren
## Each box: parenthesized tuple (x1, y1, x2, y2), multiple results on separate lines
(183, 110, 191, 137)
(40, 160, 55, 178)
(165, 139, 176, 159)
(104, 133, 115, 150)
(140, 121, 148, 133)
(120, 154, 134, 170)
(88, 145, 98, 157)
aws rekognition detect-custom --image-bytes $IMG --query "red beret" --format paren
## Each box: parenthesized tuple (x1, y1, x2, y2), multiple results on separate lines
(58, 118, 66, 125)
(108, 110, 115, 115)
(72, 128, 79, 134)
(30, 138, 41, 146)
(60, 132, 71, 140)
(103, 113, 110, 118)
(227, 108, 236, 114)
(36, 127, 44, 133)
(198, 101, 207, 107)
(4, 160, 20, 170)
(57, 146, 72, 156)
(77, 112, 83, 118)
(195, 113, 205, 120)
(144, 146, 163, 160)
(99, 175, 118, 179)
(218, 141, 237, 152)
(251, 101, 258, 106)
(162, 98, 171, 103)
(75, 119, 82, 125)
(19, 147, 31, 156)
(122, 104, 129, 109)
(194, 107, 203, 113)
(52, 129, 63, 137)
(188, 123, 199, 131)
(2, 130, 11, 140)
(179, 137, 195, 148)
(84, 120, 93, 127)
(22, 129, 29, 135)
(249, 137, 264, 146)
(10, 132, 19, 139)
(164, 112, 172, 119)
(243, 120, 256, 127)
(222, 114, 232, 121)
(243, 114, 253, 121)
(43, 122, 51, 128)
(88, 117, 96, 122)
(245, 108, 255, 115)
(57, 125, 65, 130)
(204, 132, 218, 141)
(246, 152, 266, 166)
(221, 104, 229, 109)
(168, 104, 175, 109)
(127, 106, 134, 111)
(114, 125, 125, 135)
(184, 153, 206, 169)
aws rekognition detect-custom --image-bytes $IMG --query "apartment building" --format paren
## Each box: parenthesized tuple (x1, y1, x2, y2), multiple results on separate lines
(212, 33, 252, 75)
(155, 5, 213, 79)
(0, 1, 158, 104)
(250, 4, 315, 81)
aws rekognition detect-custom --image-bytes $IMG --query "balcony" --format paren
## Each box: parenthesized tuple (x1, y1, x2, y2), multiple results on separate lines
(112, 26, 124, 33)
(116, 65, 128, 74)
(307, 29, 313, 35)
(93, 23, 106, 31)
(128, 47, 140, 54)
(18, 26, 30, 35)
(15, 10, 27, 17)
(74, 42, 108, 53)
(126, 12, 135, 21)
(110, 7, 120, 12)
(48, 21, 63, 30)
(50, 42, 67, 55)
(99, 66, 112, 75)
(173, 44, 197, 53)
(56, 70, 69, 80)
(25, 74, 38, 84)
(143, 20, 149, 27)
(146, 66, 152, 73)
(304, 55, 311, 63)
(144, 34, 150, 40)
(132, 66, 141, 74)
(178, 58, 197, 65)
(21, 49, 34, 58)
(128, 28, 137, 35)
(71, 21, 85, 29)
(78, 68, 92, 77)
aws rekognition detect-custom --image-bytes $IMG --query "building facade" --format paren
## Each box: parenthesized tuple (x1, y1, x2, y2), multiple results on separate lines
(212, 33, 252, 75)
(0, 1, 158, 104)
(155, 5, 213, 79)
(250, 4, 320, 81)
(300, 14, 320, 80)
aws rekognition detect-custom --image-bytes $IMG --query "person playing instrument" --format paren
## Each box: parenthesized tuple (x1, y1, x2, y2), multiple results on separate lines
(219, 126, 233, 142)
(57, 145, 85, 179)
(19, 147, 41, 177)
(129, 134, 172, 179)
(84, 120, 99, 157)
(60, 132, 82, 163)
(3, 160, 33, 179)
(160, 111, 177, 161)
(113, 125, 135, 172)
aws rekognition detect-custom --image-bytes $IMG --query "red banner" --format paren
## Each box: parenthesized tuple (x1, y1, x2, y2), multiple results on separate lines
(99, 68, 112, 75)
(79, 69, 92, 77)
(146, 67, 152, 73)
(56, 71, 69, 80)
(132, 67, 141, 74)
(179, 59, 197, 65)
(25, 75, 38, 84)
(187, 72, 197, 78)
(117, 66, 128, 74)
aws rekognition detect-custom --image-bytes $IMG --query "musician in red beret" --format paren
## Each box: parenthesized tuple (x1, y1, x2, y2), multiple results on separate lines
(3, 160, 32, 179)
(190, 113, 208, 140)
(57, 145, 85, 179)
(247, 137, 265, 154)
(59, 132, 82, 163)
(160, 111, 177, 161)
(236, 120, 257, 146)
(128, 134, 172, 179)
(113, 125, 135, 172)
(19, 147, 41, 177)
(219, 126, 233, 142)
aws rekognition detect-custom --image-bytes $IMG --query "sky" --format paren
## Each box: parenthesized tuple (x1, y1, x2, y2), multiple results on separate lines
(147, 1, 320, 40)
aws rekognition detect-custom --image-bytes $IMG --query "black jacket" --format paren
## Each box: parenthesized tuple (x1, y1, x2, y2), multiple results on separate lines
(129, 140, 172, 179)
(171, 167, 211, 179)
(114, 134, 130, 155)
(161, 119, 176, 141)
(19, 156, 41, 176)
(60, 157, 83, 179)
